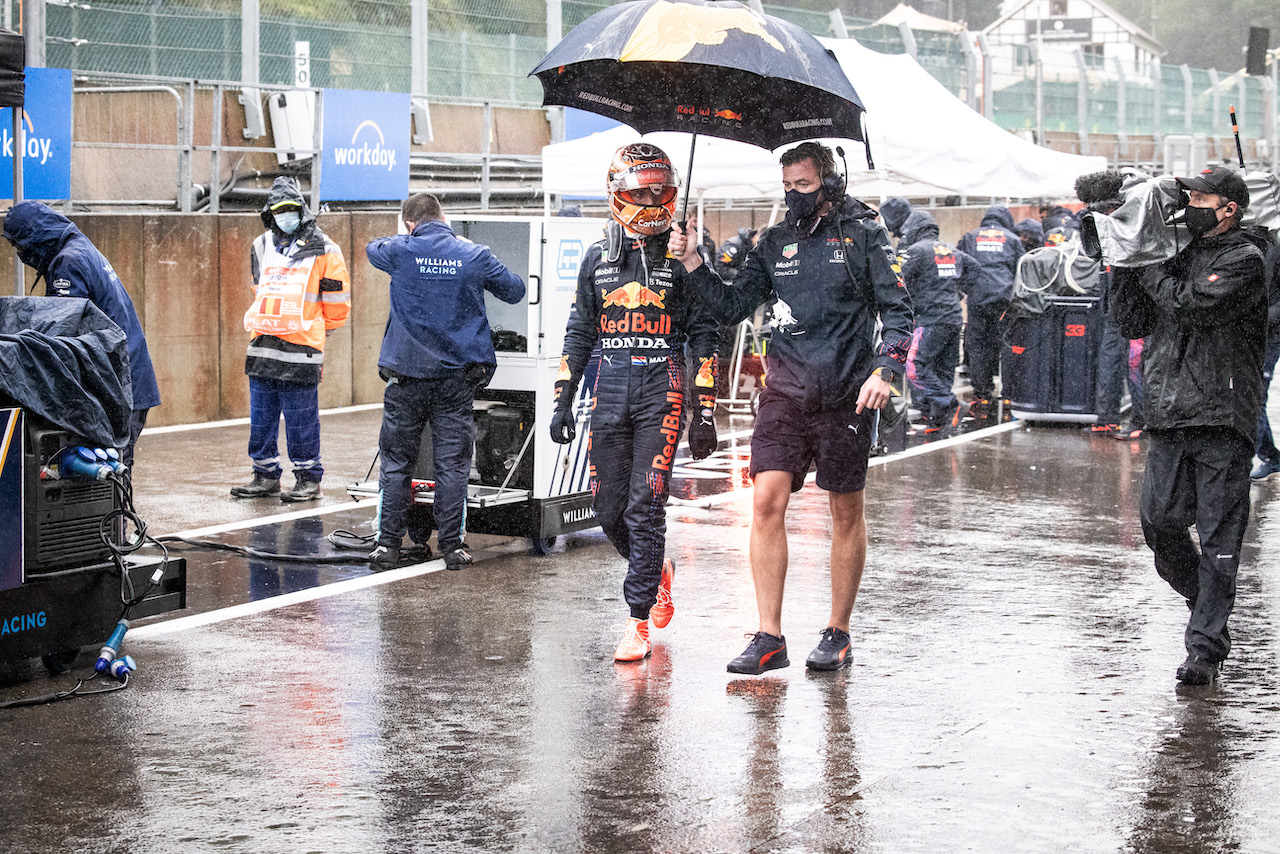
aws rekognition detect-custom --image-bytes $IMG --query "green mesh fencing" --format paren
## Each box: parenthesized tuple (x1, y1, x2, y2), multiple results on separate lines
(46, 1, 243, 81)
(30, 0, 1279, 142)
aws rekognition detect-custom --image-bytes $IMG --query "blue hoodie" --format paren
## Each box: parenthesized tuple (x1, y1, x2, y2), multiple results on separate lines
(898, 211, 976, 328)
(3, 201, 161, 410)
(956, 205, 1025, 307)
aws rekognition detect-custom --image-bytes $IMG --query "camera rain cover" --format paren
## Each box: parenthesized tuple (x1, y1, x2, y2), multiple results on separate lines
(1243, 172, 1280, 236)
(1082, 174, 1190, 268)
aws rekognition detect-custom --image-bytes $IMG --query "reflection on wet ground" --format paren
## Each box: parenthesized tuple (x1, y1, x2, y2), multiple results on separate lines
(4, 408, 1280, 852)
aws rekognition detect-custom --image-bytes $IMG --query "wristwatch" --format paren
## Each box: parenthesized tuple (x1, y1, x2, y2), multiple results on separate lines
(872, 366, 897, 384)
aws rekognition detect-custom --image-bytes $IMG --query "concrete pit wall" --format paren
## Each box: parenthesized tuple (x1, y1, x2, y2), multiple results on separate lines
(1, 210, 399, 428)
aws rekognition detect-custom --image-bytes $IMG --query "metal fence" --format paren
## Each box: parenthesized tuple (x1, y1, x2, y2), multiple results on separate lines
(9, 0, 1279, 153)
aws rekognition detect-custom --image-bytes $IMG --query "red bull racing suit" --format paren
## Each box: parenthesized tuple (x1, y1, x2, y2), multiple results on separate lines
(557, 237, 720, 620)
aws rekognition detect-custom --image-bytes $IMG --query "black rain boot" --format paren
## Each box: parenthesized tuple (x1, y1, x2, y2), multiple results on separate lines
(230, 472, 281, 498)
(280, 477, 322, 503)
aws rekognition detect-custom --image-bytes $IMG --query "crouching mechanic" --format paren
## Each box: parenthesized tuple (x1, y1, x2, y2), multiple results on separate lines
(3, 201, 161, 474)
(670, 141, 914, 675)
(367, 193, 525, 570)
(549, 143, 721, 663)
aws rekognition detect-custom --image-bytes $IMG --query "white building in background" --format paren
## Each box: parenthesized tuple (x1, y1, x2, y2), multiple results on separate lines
(984, 0, 1165, 76)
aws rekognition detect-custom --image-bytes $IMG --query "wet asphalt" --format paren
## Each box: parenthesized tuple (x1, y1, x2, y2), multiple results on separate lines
(4, 406, 1280, 853)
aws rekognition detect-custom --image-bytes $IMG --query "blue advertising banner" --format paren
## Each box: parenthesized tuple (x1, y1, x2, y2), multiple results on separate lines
(0, 67, 72, 200)
(319, 89, 409, 202)
(1, 409, 23, 591)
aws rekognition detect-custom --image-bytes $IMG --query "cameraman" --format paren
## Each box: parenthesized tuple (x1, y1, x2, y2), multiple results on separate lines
(1110, 166, 1268, 686)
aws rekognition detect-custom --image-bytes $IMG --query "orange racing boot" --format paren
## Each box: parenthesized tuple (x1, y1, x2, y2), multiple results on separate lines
(614, 617, 651, 662)
(651, 558, 675, 629)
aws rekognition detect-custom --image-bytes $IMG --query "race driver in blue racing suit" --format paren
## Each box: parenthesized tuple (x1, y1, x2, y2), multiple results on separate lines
(549, 143, 722, 663)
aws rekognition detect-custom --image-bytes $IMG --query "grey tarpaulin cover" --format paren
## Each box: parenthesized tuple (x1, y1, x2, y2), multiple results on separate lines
(0, 296, 133, 448)
(0, 28, 23, 108)
(1084, 171, 1280, 268)
(1010, 238, 1101, 318)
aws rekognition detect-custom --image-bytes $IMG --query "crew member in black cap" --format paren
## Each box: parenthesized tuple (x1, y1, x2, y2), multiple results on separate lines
(1109, 165, 1268, 686)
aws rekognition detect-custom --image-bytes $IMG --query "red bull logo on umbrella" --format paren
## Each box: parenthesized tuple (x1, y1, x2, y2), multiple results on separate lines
(620, 0, 784, 62)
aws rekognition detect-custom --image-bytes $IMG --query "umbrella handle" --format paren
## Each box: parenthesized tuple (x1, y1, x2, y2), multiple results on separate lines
(679, 127, 698, 231)
(861, 113, 875, 171)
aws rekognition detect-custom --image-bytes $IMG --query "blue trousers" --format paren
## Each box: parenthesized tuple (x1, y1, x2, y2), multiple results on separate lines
(909, 323, 961, 426)
(965, 301, 1007, 399)
(247, 376, 323, 482)
(378, 373, 474, 555)
(588, 360, 685, 620)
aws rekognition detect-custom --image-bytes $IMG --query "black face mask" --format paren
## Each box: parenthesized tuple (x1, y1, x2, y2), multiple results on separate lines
(785, 187, 822, 221)
(1183, 203, 1225, 238)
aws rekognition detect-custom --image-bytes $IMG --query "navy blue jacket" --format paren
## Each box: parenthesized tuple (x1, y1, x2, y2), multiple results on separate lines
(898, 212, 975, 328)
(956, 205, 1025, 307)
(2, 201, 161, 410)
(367, 220, 525, 379)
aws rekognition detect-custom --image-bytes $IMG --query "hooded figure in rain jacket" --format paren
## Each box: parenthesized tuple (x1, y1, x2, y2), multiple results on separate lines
(879, 196, 913, 243)
(3, 201, 160, 468)
(230, 177, 351, 503)
(957, 205, 1025, 417)
(898, 211, 978, 436)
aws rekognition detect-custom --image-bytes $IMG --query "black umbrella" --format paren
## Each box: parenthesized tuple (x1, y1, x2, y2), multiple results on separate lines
(530, 0, 868, 220)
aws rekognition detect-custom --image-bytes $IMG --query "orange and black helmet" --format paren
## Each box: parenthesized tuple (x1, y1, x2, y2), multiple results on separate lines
(606, 142, 680, 236)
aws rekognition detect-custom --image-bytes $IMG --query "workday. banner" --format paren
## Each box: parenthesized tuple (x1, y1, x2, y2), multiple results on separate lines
(0, 67, 72, 200)
(319, 89, 409, 202)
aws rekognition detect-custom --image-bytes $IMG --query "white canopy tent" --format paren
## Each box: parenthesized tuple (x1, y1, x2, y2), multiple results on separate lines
(542, 38, 1108, 204)
(542, 125, 948, 202)
(865, 3, 967, 34)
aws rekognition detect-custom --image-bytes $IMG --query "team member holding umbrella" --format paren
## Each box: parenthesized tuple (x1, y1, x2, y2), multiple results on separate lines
(671, 141, 913, 674)
(549, 142, 722, 663)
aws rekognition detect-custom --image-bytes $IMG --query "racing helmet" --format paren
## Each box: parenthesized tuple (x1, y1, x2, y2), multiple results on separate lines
(606, 143, 680, 236)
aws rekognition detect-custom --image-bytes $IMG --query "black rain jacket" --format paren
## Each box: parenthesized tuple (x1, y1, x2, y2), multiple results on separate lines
(1110, 226, 1268, 441)
(957, 205, 1025, 308)
(689, 196, 914, 413)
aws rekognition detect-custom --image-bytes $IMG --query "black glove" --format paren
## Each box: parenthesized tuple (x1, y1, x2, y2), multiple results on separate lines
(687, 392, 718, 460)
(549, 380, 577, 444)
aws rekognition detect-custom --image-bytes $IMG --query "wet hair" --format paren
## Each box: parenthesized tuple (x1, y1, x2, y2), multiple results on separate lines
(402, 193, 443, 224)
(779, 141, 835, 177)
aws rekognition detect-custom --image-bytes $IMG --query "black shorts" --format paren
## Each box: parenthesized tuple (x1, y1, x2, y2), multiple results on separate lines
(749, 391, 873, 493)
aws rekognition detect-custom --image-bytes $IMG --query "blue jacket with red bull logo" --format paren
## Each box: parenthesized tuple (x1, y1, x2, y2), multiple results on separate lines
(897, 211, 976, 328)
(689, 196, 914, 413)
(368, 219, 525, 379)
(956, 205, 1025, 307)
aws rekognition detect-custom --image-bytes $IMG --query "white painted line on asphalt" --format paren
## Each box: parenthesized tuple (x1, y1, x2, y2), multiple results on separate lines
(142, 403, 384, 435)
(693, 419, 1021, 507)
(130, 559, 447, 639)
(869, 419, 1020, 465)
(134, 419, 1019, 635)
(159, 499, 373, 540)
